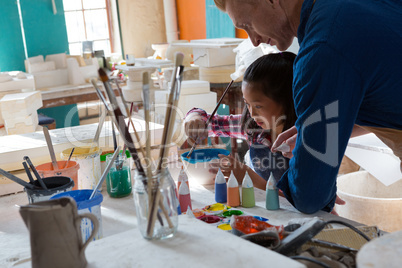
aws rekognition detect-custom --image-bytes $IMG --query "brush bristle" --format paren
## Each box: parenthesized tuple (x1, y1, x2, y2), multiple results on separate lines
(142, 72, 149, 85)
(98, 68, 109, 82)
(174, 52, 184, 67)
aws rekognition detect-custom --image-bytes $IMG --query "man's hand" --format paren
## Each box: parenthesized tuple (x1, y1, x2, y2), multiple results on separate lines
(271, 126, 298, 158)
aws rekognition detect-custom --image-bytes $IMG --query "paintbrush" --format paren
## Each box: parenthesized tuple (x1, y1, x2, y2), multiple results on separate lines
(89, 146, 120, 200)
(23, 156, 48, 190)
(91, 78, 111, 112)
(111, 119, 122, 170)
(186, 79, 234, 159)
(147, 52, 184, 235)
(98, 68, 145, 176)
(142, 71, 153, 181)
(0, 168, 36, 190)
(98, 68, 165, 227)
(156, 53, 184, 173)
(113, 78, 128, 109)
(111, 120, 117, 152)
(43, 127, 59, 170)
(117, 84, 146, 158)
(94, 74, 146, 158)
(63, 147, 75, 169)
(22, 162, 35, 184)
(142, 71, 153, 227)
(90, 107, 107, 152)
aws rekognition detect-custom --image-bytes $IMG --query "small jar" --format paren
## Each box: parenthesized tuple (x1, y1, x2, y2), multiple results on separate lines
(133, 169, 179, 240)
(106, 154, 132, 198)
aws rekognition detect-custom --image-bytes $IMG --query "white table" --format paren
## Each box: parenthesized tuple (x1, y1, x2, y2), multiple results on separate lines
(1, 172, 362, 268)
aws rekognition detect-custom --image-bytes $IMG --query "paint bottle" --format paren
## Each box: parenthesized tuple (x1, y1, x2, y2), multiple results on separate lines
(241, 171, 255, 208)
(177, 166, 189, 192)
(266, 172, 280, 210)
(215, 168, 227, 203)
(227, 171, 240, 207)
(178, 181, 192, 213)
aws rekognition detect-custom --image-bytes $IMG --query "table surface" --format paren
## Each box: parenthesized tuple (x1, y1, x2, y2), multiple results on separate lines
(39, 82, 122, 109)
(0, 167, 362, 268)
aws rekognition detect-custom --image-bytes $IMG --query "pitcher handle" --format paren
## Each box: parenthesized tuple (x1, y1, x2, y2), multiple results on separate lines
(75, 213, 99, 253)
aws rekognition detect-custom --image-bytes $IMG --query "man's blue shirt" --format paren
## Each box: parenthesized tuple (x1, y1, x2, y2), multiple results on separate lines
(277, 0, 402, 213)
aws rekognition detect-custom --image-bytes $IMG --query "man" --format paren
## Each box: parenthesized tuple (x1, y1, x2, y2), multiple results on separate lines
(214, 0, 402, 213)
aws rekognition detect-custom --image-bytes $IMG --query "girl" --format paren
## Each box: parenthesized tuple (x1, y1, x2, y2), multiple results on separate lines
(184, 52, 296, 190)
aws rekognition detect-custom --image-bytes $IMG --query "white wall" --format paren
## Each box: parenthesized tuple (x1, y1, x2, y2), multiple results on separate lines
(118, 0, 167, 58)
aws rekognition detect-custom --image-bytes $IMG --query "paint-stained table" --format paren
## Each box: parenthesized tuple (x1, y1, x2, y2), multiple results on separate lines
(2, 170, 365, 268)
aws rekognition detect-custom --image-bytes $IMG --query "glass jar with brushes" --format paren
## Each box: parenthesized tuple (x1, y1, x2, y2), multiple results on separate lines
(106, 154, 132, 198)
(133, 168, 179, 240)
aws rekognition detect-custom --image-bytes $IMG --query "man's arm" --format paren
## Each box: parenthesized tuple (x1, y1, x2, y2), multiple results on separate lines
(277, 44, 365, 214)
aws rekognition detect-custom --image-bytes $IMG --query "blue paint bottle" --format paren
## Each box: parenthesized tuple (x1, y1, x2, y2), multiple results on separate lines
(215, 168, 227, 203)
(266, 172, 279, 210)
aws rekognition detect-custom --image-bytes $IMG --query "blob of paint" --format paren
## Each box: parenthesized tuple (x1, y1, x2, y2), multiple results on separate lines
(253, 216, 269, 222)
(217, 223, 232, 231)
(191, 209, 205, 218)
(197, 215, 221, 224)
(222, 210, 243, 217)
(203, 203, 229, 212)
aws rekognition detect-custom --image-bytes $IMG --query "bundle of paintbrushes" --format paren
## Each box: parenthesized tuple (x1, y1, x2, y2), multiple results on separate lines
(94, 52, 184, 237)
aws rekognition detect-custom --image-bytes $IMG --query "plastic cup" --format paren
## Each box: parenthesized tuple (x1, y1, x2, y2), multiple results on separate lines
(61, 147, 102, 190)
(36, 161, 80, 190)
(51, 189, 103, 242)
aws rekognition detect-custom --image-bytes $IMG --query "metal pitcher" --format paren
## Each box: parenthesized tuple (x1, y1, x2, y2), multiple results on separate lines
(19, 197, 99, 268)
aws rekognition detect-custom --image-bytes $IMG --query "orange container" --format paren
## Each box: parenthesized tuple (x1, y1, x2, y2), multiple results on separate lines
(36, 161, 80, 190)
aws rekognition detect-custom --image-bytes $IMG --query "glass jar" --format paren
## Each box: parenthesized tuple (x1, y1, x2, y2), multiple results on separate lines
(106, 154, 132, 198)
(133, 169, 179, 240)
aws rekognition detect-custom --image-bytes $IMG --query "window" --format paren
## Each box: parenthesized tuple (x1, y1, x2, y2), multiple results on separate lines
(63, 0, 113, 56)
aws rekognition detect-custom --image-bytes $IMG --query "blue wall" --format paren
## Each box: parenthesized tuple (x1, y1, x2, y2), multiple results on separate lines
(0, 1, 26, 72)
(205, 0, 235, 39)
(0, 0, 69, 72)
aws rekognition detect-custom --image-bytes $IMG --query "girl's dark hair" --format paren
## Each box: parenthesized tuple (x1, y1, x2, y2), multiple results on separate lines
(240, 52, 297, 139)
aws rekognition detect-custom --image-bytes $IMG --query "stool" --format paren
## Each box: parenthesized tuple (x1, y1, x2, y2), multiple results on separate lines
(38, 113, 56, 129)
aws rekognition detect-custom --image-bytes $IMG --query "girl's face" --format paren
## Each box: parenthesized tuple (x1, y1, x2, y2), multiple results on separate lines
(242, 81, 285, 131)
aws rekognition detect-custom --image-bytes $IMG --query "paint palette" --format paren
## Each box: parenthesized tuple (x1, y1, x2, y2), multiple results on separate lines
(189, 203, 272, 233)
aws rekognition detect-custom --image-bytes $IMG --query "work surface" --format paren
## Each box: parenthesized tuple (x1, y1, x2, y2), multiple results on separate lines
(0, 176, 360, 268)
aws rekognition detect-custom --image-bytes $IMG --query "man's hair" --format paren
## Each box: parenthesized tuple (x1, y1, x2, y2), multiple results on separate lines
(240, 52, 297, 138)
(214, 0, 226, 11)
